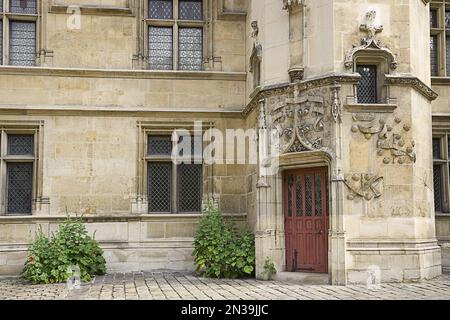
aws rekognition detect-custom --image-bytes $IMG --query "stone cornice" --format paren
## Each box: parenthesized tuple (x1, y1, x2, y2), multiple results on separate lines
(242, 72, 360, 118)
(0, 66, 246, 81)
(384, 74, 438, 101)
(49, 1, 133, 16)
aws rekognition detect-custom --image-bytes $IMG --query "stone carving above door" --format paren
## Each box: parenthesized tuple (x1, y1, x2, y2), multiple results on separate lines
(351, 114, 416, 165)
(269, 91, 333, 155)
(344, 173, 384, 201)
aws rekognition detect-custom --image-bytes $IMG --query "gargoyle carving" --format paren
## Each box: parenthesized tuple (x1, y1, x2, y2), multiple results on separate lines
(344, 173, 384, 201)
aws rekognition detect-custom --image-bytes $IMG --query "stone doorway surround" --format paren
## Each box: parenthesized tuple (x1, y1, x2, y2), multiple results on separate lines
(255, 151, 347, 285)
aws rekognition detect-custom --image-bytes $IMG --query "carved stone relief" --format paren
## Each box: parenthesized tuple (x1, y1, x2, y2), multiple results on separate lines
(351, 114, 416, 164)
(266, 86, 334, 156)
(344, 10, 398, 70)
(344, 173, 384, 201)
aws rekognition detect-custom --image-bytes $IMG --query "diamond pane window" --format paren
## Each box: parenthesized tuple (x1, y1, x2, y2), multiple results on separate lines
(431, 9, 438, 28)
(295, 176, 303, 216)
(433, 138, 442, 159)
(434, 165, 443, 212)
(446, 37, 450, 76)
(356, 65, 377, 104)
(9, 21, 36, 66)
(446, 11, 450, 28)
(178, 28, 203, 71)
(7, 134, 34, 156)
(148, 162, 172, 213)
(431, 35, 439, 76)
(178, 164, 202, 213)
(314, 173, 322, 216)
(305, 174, 313, 216)
(148, 0, 173, 19)
(287, 175, 293, 217)
(148, 135, 173, 156)
(7, 162, 33, 215)
(9, 0, 37, 14)
(179, 0, 203, 20)
(0, 1, 3, 11)
(148, 26, 173, 70)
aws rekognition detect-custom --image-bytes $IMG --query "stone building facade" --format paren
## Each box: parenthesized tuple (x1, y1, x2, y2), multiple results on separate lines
(0, 0, 447, 285)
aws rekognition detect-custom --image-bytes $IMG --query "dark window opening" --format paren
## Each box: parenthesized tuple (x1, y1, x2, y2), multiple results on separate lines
(356, 65, 378, 104)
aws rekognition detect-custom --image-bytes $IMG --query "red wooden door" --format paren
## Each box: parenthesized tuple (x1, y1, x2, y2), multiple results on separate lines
(284, 167, 329, 273)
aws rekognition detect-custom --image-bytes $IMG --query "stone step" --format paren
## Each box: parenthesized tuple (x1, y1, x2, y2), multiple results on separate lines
(274, 272, 330, 285)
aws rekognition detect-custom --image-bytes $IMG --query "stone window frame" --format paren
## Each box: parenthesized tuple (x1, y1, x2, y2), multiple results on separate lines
(352, 53, 392, 105)
(432, 130, 450, 214)
(430, 0, 450, 77)
(0, 0, 42, 66)
(135, 121, 211, 215)
(138, 0, 209, 71)
(0, 120, 44, 216)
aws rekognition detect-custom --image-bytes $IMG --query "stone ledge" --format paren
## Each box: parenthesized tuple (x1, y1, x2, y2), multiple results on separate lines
(344, 103, 397, 113)
(49, 4, 134, 16)
(0, 66, 246, 81)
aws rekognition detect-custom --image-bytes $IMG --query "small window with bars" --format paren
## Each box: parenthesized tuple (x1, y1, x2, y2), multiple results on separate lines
(146, 134, 203, 214)
(146, 0, 204, 71)
(1, 132, 36, 215)
(356, 65, 378, 104)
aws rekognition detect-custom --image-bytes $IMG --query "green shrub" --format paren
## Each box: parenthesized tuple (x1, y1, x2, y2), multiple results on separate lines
(261, 257, 277, 281)
(22, 216, 106, 284)
(193, 199, 255, 279)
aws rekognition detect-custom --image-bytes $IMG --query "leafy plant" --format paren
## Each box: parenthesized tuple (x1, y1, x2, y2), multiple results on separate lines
(193, 199, 255, 279)
(261, 257, 277, 281)
(22, 216, 106, 284)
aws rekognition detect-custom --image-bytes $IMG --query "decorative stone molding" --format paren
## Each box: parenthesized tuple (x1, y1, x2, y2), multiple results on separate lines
(251, 21, 259, 39)
(243, 72, 360, 118)
(49, 0, 133, 16)
(330, 82, 342, 123)
(385, 74, 438, 101)
(351, 114, 416, 164)
(344, 10, 398, 70)
(288, 67, 304, 83)
(282, 0, 303, 11)
(344, 173, 384, 201)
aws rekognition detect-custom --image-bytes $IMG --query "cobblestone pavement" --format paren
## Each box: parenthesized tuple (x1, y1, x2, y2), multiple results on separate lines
(1, 272, 450, 300)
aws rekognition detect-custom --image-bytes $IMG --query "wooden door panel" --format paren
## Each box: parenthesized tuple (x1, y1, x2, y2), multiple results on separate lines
(284, 168, 329, 273)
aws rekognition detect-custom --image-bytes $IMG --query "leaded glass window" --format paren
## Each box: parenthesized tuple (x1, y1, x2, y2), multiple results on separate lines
(7, 134, 34, 155)
(146, 134, 203, 214)
(431, 9, 438, 28)
(9, 0, 37, 14)
(148, 0, 173, 19)
(0, 129, 38, 216)
(295, 176, 303, 216)
(179, 0, 203, 20)
(148, 135, 173, 156)
(431, 35, 438, 76)
(178, 28, 203, 71)
(356, 65, 377, 104)
(148, 26, 173, 70)
(9, 21, 36, 66)
(148, 162, 172, 213)
(432, 134, 450, 213)
(314, 173, 322, 216)
(178, 164, 202, 213)
(146, 0, 204, 71)
(0, 1, 3, 12)
(6, 163, 33, 215)
(305, 174, 313, 216)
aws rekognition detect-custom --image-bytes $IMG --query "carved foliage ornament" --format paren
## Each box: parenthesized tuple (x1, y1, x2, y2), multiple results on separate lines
(344, 10, 398, 70)
(282, 0, 303, 11)
(344, 173, 384, 201)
